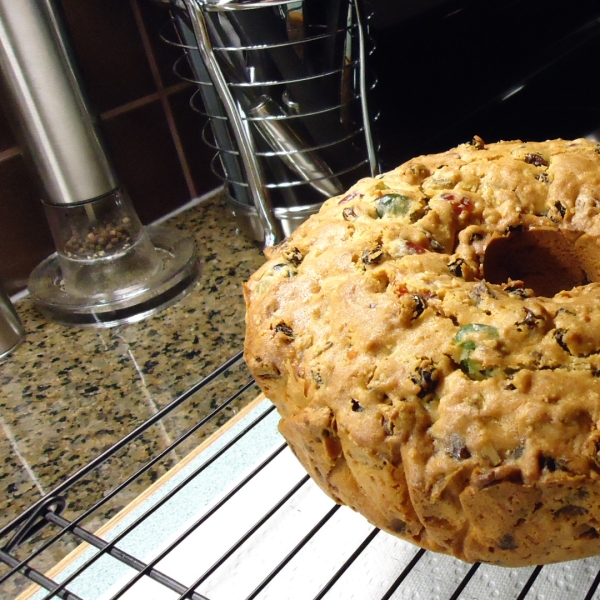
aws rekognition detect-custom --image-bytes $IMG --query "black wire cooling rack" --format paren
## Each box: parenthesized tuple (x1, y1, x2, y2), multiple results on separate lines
(4, 350, 600, 600)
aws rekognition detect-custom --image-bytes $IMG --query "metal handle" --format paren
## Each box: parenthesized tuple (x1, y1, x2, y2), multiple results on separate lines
(248, 96, 344, 198)
(202, 0, 302, 10)
(0, 286, 24, 360)
(355, 0, 379, 177)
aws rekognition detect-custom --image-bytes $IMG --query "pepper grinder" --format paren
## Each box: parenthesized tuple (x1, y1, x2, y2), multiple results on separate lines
(0, 0, 199, 327)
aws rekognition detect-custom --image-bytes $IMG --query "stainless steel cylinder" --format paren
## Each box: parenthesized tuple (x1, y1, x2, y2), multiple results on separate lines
(0, 285, 25, 361)
(0, 0, 117, 205)
(162, 0, 378, 246)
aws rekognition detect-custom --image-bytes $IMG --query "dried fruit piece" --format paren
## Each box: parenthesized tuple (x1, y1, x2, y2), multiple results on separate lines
(554, 329, 571, 354)
(338, 192, 359, 204)
(382, 417, 395, 436)
(536, 172, 549, 183)
(388, 518, 407, 534)
(515, 308, 545, 330)
(428, 237, 443, 252)
(460, 359, 495, 380)
(271, 263, 298, 278)
(554, 505, 588, 519)
(440, 193, 474, 216)
(502, 280, 532, 298)
(406, 241, 427, 255)
(578, 528, 599, 539)
(454, 323, 499, 342)
(472, 281, 498, 302)
(447, 434, 471, 460)
(453, 324, 499, 380)
(376, 194, 411, 218)
(508, 445, 525, 460)
(282, 246, 304, 267)
(343, 207, 357, 221)
(311, 371, 324, 388)
(362, 245, 384, 265)
(539, 454, 558, 472)
(471, 135, 485, 149)
(525, 153, 548, 167)
(448, 258, 466, 277)
(411, 295, 427, 320)
(498, 534, 518, 550)
(350, 399, 364, 412)
(274, 322, 294, 338)
(410, 359, 439, 399)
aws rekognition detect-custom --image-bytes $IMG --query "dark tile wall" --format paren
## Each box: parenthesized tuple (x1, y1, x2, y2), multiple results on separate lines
(0, 0, 219, 295)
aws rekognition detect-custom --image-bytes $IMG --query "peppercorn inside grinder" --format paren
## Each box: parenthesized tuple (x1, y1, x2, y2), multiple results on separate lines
(42, 191, 164, 300)
(0, 0, 199, 327)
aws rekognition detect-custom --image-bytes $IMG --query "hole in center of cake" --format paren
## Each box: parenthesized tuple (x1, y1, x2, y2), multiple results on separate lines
(483, 228, 594, 297)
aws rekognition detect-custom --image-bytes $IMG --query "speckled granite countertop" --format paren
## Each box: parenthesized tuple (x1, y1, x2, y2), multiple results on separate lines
(0, 191, 266, 583)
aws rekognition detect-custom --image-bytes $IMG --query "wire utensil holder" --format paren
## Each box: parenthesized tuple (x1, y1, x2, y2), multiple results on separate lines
(163, 0, 378, 246)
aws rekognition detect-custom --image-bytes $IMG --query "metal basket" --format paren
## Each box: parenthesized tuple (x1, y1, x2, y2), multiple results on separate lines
(162, 0, 379, 246)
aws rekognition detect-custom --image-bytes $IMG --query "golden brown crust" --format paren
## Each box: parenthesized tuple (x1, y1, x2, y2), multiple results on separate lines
(244, 138, 600, 566)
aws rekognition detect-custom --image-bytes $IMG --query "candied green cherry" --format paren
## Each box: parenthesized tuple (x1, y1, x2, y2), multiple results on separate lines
(376, 193, 411, 218)
(460, 358, 495, 381)
(453, 323, 499, 342)
(453, 324, 499, 380)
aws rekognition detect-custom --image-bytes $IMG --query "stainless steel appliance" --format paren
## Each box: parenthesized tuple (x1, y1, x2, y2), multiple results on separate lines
(369, 0, 600, 167)
(0, 0, 199, 327)
(159, 0, 379, 246)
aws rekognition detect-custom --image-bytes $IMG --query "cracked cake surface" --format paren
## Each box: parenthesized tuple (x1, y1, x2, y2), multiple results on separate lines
(244, 137, 600, 566)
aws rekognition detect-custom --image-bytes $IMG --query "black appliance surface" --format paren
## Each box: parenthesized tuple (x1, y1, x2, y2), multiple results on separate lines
(370, 0, 600, 167)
